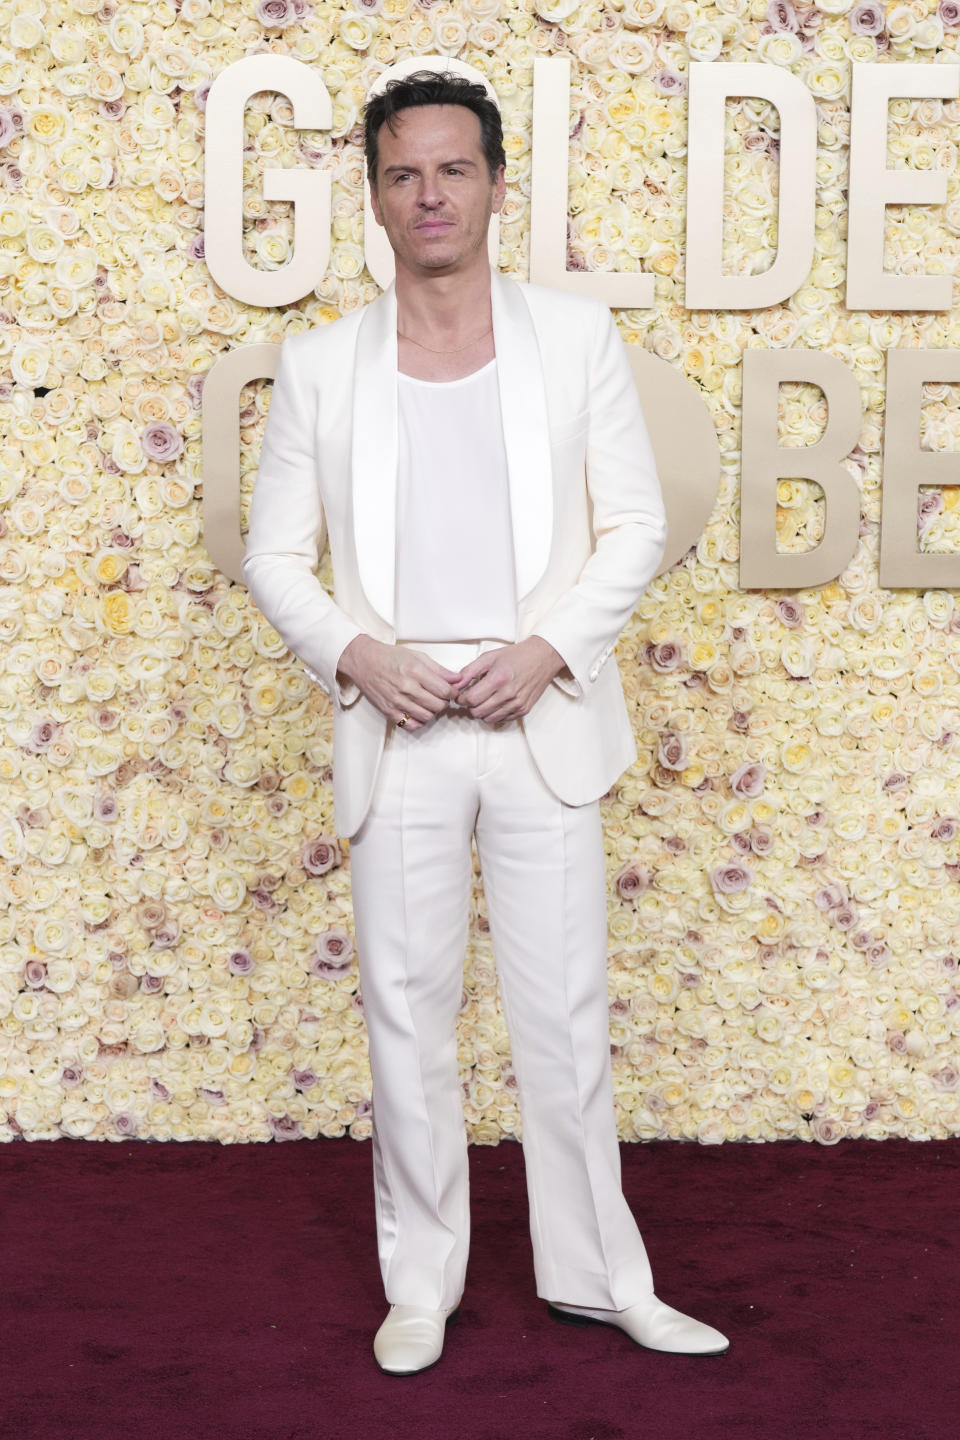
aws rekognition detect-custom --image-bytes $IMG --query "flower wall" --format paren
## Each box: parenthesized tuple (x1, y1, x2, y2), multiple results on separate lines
(2, 0, 960, 1146)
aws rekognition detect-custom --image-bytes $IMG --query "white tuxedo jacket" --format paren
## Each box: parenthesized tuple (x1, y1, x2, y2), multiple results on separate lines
(242, 267, 666, 837)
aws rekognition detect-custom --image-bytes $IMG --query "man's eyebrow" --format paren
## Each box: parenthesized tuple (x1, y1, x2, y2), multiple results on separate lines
(382, 158, 479, 174)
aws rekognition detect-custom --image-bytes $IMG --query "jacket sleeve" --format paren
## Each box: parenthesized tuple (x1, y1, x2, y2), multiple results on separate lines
(532, 303, 667, 698)
(241, 340, 364, 709)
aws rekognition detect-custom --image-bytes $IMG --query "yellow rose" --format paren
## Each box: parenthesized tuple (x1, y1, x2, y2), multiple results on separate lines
(100, 592, 134, 636)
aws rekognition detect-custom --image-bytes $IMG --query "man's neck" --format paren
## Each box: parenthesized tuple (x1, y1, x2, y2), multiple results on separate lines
(395, 257, 492, 346)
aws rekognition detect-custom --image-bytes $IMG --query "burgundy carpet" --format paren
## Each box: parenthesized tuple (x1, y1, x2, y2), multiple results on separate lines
(2, 1136, 957, 1440)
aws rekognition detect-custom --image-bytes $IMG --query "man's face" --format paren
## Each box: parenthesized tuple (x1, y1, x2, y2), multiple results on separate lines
(369, 104, 505, 277)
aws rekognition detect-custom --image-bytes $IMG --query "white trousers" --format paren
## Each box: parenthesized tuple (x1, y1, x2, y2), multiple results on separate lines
(348, 641, 655, 1312)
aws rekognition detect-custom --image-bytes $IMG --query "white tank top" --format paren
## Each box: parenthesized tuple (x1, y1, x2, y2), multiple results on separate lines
(395, 359, 517, 643)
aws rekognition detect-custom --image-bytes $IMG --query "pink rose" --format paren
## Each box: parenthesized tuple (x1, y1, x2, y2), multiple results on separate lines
(310, 927, 355, 979)
(814, 883, 847, 911)
(93, 791, 119, 821)
(730, 761, 766, 798)
(767, 0, 799, 29)
(256, 0, 310, 24)
(775, 597, 805, 627)
(653, 68, 686, 95)
(302, 834, 342, 875)
(140, 421, 184, 463)
(650, 641, 683, 673)
(709, 862, 752, 894)
(657, 731, 687, 770)
(26, 719, 60, 752)
(850, 0, 885, 33)
(810, 1116, 843, 1145)
(616, 863, 650, 902)
(269, 1116, 304, 1141)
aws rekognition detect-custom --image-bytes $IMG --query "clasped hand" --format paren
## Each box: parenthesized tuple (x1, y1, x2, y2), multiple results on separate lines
(336, 635, 567, 730)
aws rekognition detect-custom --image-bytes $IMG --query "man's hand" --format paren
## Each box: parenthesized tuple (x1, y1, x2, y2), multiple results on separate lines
(451, 637, 568, 725)
(337, 635, 463, 730)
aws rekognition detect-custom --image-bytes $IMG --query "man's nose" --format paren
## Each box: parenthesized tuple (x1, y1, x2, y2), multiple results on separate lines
(416, 176, 444, 208)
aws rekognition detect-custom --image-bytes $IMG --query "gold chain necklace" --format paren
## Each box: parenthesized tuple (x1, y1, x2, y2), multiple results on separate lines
(397, 326, 493, 354)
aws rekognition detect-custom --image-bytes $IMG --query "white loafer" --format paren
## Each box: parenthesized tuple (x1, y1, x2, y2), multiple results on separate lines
(373, 1303, 460, 1375)
(548, 1295, 729, 1355)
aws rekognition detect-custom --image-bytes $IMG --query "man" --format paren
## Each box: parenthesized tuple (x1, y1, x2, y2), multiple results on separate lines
(242, 69, 729, 1375)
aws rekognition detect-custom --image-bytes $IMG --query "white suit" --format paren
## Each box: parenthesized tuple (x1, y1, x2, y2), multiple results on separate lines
(243, 267, 668, 1313)
(242, 267, 666, 837)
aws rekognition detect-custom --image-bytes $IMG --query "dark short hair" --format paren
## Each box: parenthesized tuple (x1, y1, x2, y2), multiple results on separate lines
(363, 70, 505, 191)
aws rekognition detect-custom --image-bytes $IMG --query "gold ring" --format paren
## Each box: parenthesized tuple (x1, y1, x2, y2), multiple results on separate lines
(397, 713, 409, 728)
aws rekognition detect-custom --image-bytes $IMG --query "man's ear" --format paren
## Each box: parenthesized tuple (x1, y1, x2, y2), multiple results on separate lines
(492, 164, 506, 214)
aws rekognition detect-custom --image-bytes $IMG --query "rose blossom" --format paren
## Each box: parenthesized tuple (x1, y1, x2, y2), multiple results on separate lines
(938, 0, 960, 25)
(814, 883, 847, 911)
(832, 903, 858, 931)
(140, 421, 184, 463)
(775, 597, 805, 628)
(270, 1116, 304, 1141)
(26, 719, 60, 752)
(256, 0, 308, 24)
(228, 949, 254, 975)
(850, 0, 885, 33)
(657, 731, 687, 770)
(302, 834, 342, 874)
(709, 862, 752, 894)
(766, 0, 799, 31)
(650, 641, 683, 673)
(918, 490, 943, 531)
(730, 761, 766, 799)
(653, 68, 686, 95)
(615, 863, 650, 902)
(93, 791, 119, 821)
(310, 927, 355, 979)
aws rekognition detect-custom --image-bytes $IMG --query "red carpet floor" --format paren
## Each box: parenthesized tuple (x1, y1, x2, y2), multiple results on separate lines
(2, 1135, 957, 1440)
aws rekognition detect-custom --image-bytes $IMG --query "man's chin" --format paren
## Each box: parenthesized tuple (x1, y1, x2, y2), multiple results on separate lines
(410, 251, 462, 273)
